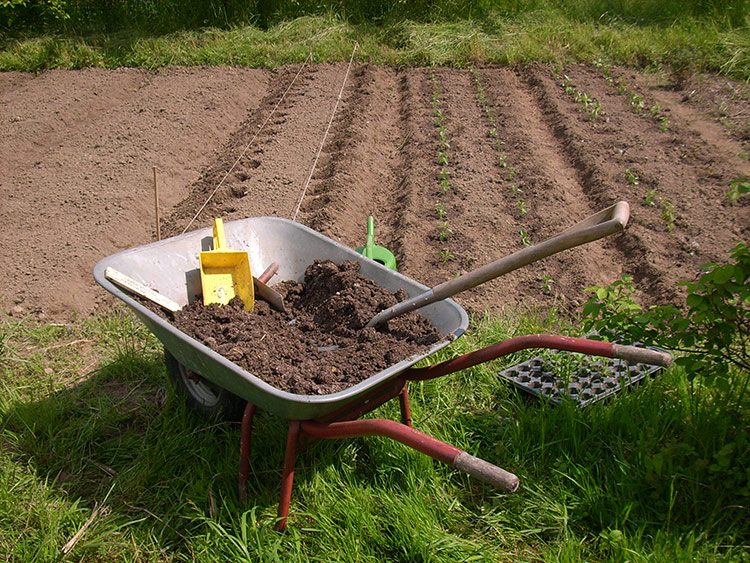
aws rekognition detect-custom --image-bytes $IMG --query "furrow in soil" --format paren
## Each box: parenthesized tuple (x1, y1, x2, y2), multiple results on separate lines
(294, 66, 411, 267)
(162, 63, 351, 235)
(562, 65, 749, 292)
(522, 66, 681, 303)
(480, 67, 625, 309)
(429, 68, 530, 314)
(383, 69, 444, 285)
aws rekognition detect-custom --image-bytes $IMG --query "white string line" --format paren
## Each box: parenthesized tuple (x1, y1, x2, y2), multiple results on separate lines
(181, 53, 312, 235)
(291, 42, 359, 222)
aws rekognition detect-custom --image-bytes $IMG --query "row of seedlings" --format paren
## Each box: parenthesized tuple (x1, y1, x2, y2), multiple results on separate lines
(600, 62, 750, 208)
(429, 70, 458, 265)
(559, 74, 603, 121)
(596, 61, 670, 131)
(563, 66, 678, 233)
(597, 63, 678, 231)
(470, 67, 533, 250)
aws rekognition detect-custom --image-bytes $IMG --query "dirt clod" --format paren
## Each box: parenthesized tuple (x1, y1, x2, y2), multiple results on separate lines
(171, 260, 440, 395)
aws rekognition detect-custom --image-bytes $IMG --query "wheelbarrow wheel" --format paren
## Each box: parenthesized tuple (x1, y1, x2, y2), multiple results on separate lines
(164, 350, 246, 422)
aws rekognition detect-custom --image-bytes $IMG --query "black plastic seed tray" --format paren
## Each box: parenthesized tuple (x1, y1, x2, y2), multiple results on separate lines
(497, 343, 665, 407)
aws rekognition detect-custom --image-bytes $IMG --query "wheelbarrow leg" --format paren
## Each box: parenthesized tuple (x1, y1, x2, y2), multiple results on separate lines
(277, 420, 301, 532)
(399, 384, 412, 427)
(238, 403, 258, 504)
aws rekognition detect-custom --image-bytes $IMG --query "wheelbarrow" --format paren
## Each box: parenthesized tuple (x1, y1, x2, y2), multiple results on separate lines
(93, 206, 671, 531)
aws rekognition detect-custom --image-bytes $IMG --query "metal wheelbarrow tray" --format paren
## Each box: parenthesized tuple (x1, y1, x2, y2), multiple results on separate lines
(94, 215, 672, 531)
(94, 217, 469, 421)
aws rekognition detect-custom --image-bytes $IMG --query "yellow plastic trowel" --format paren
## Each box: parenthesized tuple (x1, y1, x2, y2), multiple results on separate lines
(200, 218, 254, 310)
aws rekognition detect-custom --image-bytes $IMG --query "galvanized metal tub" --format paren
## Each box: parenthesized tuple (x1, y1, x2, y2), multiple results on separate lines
(94, 217, 468, 420)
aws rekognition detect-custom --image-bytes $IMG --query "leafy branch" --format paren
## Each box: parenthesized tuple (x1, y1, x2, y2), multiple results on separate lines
(582, 243, 750, 381)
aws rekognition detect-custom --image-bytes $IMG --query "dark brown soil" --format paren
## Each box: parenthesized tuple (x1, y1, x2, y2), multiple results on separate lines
(1, 64, 748, 320)
(169, 260, 440, 395)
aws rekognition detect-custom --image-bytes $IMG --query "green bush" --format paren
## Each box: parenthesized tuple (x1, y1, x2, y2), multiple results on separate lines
(582, 242, 750, 383)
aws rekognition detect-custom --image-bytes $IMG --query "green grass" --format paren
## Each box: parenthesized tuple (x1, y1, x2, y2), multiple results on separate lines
(1, 308, 747, 560)
(0, 10, 748, 79)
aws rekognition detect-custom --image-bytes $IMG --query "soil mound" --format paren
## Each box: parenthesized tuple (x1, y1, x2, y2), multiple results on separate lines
(172, 260, 440, 395)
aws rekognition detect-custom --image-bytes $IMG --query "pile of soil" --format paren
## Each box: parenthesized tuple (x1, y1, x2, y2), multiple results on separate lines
(170, 260, 441, 395)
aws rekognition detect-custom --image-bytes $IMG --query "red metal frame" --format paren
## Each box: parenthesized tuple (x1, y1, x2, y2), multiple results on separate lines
(237, 334, 621, 531)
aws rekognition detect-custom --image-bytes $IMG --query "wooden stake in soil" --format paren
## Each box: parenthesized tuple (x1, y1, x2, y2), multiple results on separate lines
(153, 166, 161, 241)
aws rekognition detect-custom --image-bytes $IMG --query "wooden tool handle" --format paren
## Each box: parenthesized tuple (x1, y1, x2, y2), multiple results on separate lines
(367, 202, 630, 327)
(104, 267, 181, 312)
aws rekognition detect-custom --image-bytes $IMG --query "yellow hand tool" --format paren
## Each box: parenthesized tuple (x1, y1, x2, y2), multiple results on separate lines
(199, 218, 254, 310)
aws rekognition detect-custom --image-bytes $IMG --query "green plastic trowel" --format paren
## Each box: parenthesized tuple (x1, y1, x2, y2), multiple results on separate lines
(356, 216, 397, 271)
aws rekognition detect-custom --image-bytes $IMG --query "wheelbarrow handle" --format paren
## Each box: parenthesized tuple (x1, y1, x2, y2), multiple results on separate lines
(405, 334, 671, 382)
(301, 419, 519, 492)
(611, 343, 672, 367)
(367, 202, 630, 327)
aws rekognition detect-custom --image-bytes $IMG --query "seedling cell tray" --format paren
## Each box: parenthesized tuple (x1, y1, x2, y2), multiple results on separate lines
(498, 344, 665, 407)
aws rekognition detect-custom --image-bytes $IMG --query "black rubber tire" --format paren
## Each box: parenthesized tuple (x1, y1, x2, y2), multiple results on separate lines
(164, 349, 246, 422)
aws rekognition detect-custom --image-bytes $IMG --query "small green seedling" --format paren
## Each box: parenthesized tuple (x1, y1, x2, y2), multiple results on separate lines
(541, 274, 554, 293)
(727, 178, 750, 203)
(435, 202, 447, 220)
(590, 100, 602, 119)
(437, 222, 453, 242)
(661, 199, 676, 232)
(644, 189, 676, 231)
(575, 91, 592, 106)
(626, 168, 640, 186)
(516, 200, 528, 217)
(519, 229, 532, 246)
(439, 248, 456, 263)
(630, 93, 645, 113)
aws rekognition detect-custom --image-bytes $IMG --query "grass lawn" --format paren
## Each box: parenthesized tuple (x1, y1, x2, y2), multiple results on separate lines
(1, 307, 747, 560)
(0, 10, 748, 80)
